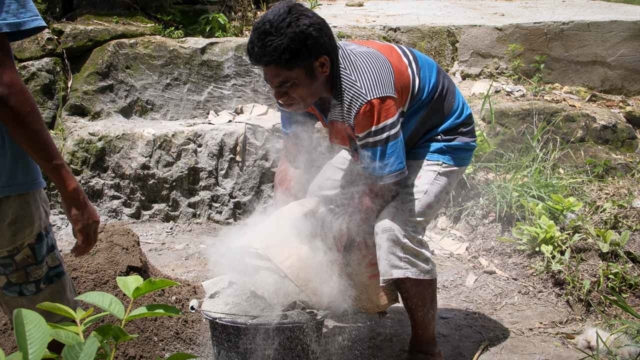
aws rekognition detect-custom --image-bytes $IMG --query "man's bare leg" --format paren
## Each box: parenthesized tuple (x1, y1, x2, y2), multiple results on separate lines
(395, 278, 444, 359)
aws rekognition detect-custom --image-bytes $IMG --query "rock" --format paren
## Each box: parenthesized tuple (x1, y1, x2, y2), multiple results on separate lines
(585, 108, 638, 151)
(457, 21, 640, 94)
(470, 79, 494, 97)
(11, 29, 61, 61)
(465, 273, 478, 287)
(632, 198, 640, 209)
(477, 100, 638, 150)
(51, 19, 156, 56)
(346, 1, 365, 7)
(481, 101, 566, 126)
(504, 85, 527, 98)
(623, 108, 640, 128)
(64, 37, 272, 122)
(17, 57, 67, 127)
(63, 118, 281, 223)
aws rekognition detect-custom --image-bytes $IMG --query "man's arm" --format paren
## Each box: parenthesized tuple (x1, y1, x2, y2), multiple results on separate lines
(0, 33, 99, 256)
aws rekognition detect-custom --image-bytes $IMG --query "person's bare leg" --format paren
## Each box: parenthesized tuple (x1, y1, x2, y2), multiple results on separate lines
(395, 278, 443, 359)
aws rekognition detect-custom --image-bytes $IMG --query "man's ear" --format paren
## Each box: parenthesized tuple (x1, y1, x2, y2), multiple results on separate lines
(315, 56, 331, 77)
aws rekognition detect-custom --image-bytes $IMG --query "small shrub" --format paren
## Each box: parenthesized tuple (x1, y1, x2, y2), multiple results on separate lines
(0, 275, 196, 360)
(196, 13, 233, 38)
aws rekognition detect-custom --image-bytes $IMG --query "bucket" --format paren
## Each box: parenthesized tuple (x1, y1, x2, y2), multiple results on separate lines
(204, 310, 326, 360)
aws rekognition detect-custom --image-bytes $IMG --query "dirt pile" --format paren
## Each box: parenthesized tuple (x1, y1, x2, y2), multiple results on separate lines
(0, 223, 211, 359)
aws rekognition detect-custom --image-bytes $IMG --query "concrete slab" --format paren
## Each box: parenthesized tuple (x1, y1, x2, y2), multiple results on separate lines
(316, 0, 640, 27)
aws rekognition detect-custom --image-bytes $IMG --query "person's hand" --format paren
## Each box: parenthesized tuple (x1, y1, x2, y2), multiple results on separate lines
(60, 185, 100, 256)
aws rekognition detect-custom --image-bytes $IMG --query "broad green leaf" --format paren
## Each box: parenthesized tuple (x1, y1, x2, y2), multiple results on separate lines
(126, 304, 181, 321)
(13, 309, 49, 360)
(116, 275, 144, 299)
(50, 329, 82, 346)
(75, 307, 94, 321)
(6, 352, 23, 360)
(81, 312, 109, 330)
(76, 292, 125, 320)
(41, 350, 58, 359)
(61, 335, 100, 360)
(0, 348, 5, 360)
(132, 279, 179, 300)
(88, 331, 111, 357)
(48, 322, 80, 334)
(93, 324, 138, 344)
(36, 303, 77, 321)
(166, 353, 198, 360)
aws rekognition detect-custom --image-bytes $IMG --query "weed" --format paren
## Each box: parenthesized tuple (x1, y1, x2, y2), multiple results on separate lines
(307, 0, 322, 10)
(585, 158, 616, 180)
(197, 12, 233, 38)
(597, 262, 639, 295)
(476, 121, 578, 222)
(505, 43, 525, 80)
(260, 0, 269, 12)
(530, 55, 548, 95)
(336, 31, 350, 40)
(480, 79, 496, 125)
(162, 26, 185, 39)
(590, 228, 631, 255)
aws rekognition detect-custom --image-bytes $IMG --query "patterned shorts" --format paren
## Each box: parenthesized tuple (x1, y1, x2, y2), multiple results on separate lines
(0, 190, 76, 323)
(307, 151, 466, 284)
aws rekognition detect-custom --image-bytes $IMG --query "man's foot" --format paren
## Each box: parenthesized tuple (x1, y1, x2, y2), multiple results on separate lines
(395, 278, 443, 360)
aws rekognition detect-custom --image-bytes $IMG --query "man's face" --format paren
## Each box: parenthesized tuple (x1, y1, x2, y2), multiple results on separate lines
(263, 56, 330, 112)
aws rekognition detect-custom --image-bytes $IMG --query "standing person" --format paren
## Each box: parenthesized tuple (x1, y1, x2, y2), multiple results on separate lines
(0, 0, 100, 324)
(247, 1, 476, 359)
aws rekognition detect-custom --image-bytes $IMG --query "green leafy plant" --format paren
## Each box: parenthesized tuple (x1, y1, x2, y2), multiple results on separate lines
(0, 275, 195, 360)
(545, 194, 583, 223)
(161, 27, 185, 39)
(590, 228, 631, 255)
(196, 12, 232, 38)
(307, 0, 322, 10)
(597, 262, 639, 295)
(585, 158, 615, 180)
(505, 43, 525, 80)
(530, 55, 547, 95)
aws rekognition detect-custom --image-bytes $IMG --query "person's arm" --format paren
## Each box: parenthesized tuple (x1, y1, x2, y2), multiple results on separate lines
(0, 33, 99, 256)
(351, 97, 408, 213)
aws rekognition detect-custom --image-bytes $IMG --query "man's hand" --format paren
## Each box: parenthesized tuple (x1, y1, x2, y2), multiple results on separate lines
(60, 183, 100, 257)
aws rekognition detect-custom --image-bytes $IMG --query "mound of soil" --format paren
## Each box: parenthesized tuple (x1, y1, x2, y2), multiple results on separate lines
(0, 224, 212, 359)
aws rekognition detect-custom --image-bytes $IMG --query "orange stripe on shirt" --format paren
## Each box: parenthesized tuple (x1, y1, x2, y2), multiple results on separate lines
(354, 97, 400, 137)
(352, 40, 411, 109)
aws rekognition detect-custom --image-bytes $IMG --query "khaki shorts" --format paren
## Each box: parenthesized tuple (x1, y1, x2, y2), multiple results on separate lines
(0, 190, 77, 323)
(307, 151, 466, 284)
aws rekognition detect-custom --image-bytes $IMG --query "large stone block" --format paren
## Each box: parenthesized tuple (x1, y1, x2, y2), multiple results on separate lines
(64, 37, 272, 122)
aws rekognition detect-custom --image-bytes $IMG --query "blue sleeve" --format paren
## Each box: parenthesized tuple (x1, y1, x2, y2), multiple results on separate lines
(0, 0, 47, 42)
(358, 135, 408, 184)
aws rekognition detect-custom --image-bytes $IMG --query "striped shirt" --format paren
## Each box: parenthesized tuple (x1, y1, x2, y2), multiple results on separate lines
(280, 40, 476, 184)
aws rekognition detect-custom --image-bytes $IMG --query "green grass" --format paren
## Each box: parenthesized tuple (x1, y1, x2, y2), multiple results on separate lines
(599, 0, 640, 5)
(458, 87, 640, 320)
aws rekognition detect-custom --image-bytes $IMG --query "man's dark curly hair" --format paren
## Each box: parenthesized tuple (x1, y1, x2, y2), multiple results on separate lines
(247, 0, 339, 81)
